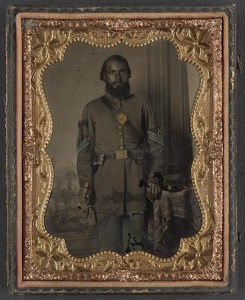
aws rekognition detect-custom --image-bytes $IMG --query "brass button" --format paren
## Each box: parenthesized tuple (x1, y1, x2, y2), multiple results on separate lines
(120, 146, 124, 150)
(119, 132, 122, 136)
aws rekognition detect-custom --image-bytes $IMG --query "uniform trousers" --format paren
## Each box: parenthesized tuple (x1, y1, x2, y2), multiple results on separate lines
(97, 212, 145, 255)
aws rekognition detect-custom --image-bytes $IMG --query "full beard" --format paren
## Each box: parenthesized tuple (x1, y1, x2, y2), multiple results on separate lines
(105, 81, 130, 98)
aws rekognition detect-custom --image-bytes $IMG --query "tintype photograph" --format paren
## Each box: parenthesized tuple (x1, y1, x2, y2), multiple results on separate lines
(44, 41, 201, 259)
(6, 6, 236, 294)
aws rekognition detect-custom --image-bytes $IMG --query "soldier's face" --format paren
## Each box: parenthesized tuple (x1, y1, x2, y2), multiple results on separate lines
(104, 60, 129, 86)
(103, 60, 130, 97)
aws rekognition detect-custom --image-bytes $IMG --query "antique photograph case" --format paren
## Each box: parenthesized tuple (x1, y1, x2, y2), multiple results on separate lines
(6, 5, 237, 294)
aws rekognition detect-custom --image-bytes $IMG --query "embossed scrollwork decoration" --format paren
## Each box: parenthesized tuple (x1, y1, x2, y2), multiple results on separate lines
(22, 16, 224, 281)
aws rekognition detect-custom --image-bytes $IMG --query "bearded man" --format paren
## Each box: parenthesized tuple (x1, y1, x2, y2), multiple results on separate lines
(77, 55, 164, 254)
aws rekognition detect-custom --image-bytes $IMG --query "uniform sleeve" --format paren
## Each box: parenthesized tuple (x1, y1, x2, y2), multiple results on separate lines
(76, 104, 95, 188)
(142, 101, 164, 178)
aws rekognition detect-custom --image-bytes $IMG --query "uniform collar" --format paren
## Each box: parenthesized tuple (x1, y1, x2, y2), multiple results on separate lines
(104, 92, 133, 102)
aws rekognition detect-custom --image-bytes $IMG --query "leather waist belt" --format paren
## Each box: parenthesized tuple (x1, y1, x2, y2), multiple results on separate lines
(97, 150, 131, 160)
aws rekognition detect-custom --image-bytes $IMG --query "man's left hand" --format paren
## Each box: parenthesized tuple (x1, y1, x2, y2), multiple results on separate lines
(146, 183, 161, 202)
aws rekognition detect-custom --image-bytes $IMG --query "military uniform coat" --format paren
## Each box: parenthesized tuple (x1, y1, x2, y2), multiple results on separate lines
(77, 93, 163, 215)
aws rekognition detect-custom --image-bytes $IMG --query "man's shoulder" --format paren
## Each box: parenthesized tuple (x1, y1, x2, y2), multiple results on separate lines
(127, 94, 151, 106)
(85, 96, 104, 109)
(85, 94, 150, 109)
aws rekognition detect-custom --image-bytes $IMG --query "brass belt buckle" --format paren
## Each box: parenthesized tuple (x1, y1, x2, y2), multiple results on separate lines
(115, 150, 128, 159)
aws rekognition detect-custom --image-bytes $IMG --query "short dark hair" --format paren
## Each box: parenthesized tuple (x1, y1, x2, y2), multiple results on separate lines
(100, 55, 131, 81)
